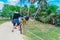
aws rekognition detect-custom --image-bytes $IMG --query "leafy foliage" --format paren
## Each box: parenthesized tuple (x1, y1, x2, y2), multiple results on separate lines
(35, 0, 60, 26)
(21, 5, 28, 16)
(0, 4, 20, 18)
(29, 4, 37, 16)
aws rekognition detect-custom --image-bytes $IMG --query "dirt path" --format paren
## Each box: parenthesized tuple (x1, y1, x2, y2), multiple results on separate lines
(0, 21, 25, 40)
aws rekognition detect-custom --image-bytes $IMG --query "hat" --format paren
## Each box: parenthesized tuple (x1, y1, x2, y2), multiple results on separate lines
(14, 11, 18, 13)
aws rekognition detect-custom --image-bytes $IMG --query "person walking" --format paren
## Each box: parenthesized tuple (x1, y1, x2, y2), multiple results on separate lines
(12, 11, 22, 32)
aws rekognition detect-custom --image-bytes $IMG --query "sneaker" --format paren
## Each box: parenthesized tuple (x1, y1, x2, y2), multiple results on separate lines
(12, 30, 14, 32)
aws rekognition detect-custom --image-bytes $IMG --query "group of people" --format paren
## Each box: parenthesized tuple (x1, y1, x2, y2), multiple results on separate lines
(12, 11, 30, 32)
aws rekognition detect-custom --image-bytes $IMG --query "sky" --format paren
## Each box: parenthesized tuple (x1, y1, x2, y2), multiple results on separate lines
(0, 0, 60, 10)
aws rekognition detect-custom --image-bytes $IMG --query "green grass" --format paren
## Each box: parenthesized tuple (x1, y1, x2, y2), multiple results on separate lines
(0, 19, 10, 24)
(23, 20, 60, 40)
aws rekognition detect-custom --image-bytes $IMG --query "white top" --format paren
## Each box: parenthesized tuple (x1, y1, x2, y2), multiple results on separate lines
(19, 18, 22, 23)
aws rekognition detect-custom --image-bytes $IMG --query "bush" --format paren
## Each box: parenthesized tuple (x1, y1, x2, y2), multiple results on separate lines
(55, 16, 60, 26)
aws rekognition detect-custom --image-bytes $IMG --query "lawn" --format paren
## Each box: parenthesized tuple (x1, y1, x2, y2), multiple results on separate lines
(23, 19, 60, 40)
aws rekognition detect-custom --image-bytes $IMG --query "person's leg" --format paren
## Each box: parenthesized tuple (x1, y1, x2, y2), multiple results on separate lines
(17, 23, 21, 30)
(17, 23, 22, 34)
(12, 23, 16, 32)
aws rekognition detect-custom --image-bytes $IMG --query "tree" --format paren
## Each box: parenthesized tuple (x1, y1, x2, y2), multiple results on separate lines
(38, 0, 47, 11)
(1, 4, 20, 18)
(29, 4, 37, 16)
(21, 5, 28, 16)
(28, 0, 37, 4)
(35, 0, 58, 24)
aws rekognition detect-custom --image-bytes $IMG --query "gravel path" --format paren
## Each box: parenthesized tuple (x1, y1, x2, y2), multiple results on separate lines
(0, 21, 25, 40)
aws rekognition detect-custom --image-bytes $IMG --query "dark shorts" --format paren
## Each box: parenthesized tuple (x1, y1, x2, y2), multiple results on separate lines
(12, 19, 20, 26)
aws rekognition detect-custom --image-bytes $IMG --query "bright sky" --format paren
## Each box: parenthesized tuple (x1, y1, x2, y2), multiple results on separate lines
(48, 0, 60, 10)
(8, 0, 20, 5)
(0, 0, 60, 10)
(0, 1, 4, 10)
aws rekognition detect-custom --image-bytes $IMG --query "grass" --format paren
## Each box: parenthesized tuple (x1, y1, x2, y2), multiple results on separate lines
(0, 19, 10, 24)
(23, 19, 60, 40)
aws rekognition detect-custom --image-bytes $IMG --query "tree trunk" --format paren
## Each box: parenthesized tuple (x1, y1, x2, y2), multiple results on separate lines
(28, 0, 37, 4)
